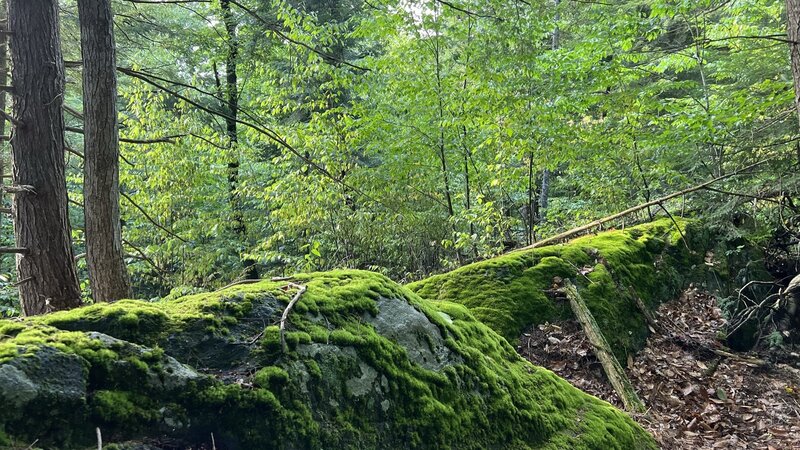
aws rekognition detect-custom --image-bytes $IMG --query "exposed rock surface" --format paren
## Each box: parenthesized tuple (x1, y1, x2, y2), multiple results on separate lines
(0, 270, 654, 449)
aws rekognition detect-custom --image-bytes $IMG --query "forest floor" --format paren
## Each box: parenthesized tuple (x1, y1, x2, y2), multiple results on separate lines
(518, 288, 800, 450)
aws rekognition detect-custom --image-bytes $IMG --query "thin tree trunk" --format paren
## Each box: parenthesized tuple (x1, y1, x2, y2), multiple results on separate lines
(539, 0, 560, 222)
(461, 18, 475, 255)
(788, 0, 800, 129)
(8, 0, 81, 315)
(221, 0, 245, 237)
(78, 0, 131, 302)
(527, 152, 536, 245)
(220, 0, 256, 279)
(434, 36, 454, 218)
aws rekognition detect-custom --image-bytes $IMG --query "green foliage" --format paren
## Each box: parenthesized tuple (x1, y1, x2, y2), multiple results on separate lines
(0, 0, 788, 302)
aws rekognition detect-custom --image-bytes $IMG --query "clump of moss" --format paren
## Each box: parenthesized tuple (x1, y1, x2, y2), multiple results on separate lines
(409, 219, 707, 358)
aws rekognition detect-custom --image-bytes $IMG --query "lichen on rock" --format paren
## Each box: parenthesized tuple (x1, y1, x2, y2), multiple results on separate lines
(0, 270, 656, 449)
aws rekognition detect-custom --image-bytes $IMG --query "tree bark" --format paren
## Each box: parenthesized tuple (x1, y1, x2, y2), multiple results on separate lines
(539, 0, 560, 222)
(8, 0, 81, 315)
(789, 0, 800, 128)
(78, 0, 131, 302)
(0, 0, 8, 235)
(221, 0, 245, 238)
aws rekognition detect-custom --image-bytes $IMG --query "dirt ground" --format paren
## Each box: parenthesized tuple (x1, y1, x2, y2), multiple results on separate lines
(518, 288, 800, 450)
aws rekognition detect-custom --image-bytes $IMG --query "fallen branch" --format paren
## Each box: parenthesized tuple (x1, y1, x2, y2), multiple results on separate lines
(514, 159, 770, 252)
(280, 283, 307, 353)
(561, 279, 646, 413)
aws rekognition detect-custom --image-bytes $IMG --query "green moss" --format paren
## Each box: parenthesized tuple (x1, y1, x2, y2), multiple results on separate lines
(0, 269, 656, 449)
(254, 366, 289, 389)
(409, 219, 705, 357)
(92, 390, 157, 423)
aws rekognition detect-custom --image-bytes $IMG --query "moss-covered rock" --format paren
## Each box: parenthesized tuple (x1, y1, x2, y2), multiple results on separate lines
(0, 270, 654, 449)
(408, 219, 709, 358)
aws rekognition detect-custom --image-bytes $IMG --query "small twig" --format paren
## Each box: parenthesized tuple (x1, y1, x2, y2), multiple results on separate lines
(657, 202, 690, 250)
(280, 283, 307, 353)
(96, 427, 102, 450)
(0, 247, 28, 254)
(213, 278, 262, 293)
(11, 277, 33, 287)
(2, 185, 35, 194)
(24, 439, 39, 450)
(211, 432, 216, 450)
(122, 239, 166, 275)
(0, 109, 22, 126)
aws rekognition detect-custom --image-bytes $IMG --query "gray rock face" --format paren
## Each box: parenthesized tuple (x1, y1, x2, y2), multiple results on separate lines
(3, 346, 87, 409)
(366, 297, 461, 371)
(86, 332, 203, 391)
(0, 365, 37, 409)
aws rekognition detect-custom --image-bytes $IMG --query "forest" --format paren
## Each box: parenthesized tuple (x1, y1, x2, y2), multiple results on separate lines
(0, 0, 799, 448)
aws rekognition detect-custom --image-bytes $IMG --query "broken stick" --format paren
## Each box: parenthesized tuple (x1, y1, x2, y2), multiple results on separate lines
(562, 279, 646, 413)
(280, 282, 307, 353)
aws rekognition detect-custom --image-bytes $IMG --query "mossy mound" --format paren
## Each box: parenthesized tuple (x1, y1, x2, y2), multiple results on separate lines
(0, 271, 654, 449)
(408, 219, 709, 358)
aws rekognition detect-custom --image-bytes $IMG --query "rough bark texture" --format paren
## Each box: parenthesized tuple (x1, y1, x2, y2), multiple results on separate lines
(8, 0, 81, 315)
(788, 0, 800, 128)
(78, 0, 131, 302)
(0, 0, 8, 233)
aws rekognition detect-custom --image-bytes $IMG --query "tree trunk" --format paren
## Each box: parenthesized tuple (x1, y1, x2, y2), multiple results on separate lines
(221, 0, 245, 238)
(788, 0, 800, 128)
(0, 0, 8, 235)
(8, 0, 81, 315)
(539, 0, 560, 223)
(78, 0, 131, 302)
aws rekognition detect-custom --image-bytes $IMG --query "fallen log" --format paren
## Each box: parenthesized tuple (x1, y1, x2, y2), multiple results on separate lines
(515, 159, 769, 252)
(561, 279, 646, 413)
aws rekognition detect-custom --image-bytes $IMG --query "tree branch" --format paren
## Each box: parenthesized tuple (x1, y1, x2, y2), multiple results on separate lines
(65, 126, 184, 144)
(121, 192, 188, 243)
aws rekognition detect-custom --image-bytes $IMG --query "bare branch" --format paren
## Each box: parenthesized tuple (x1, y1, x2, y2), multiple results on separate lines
(121, 192, 188, 243)
(65, 126, 184, 144)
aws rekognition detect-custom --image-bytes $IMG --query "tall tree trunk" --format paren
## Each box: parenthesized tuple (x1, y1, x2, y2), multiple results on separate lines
(8, 0, 81, 315)
(540, 0, 560, 222)
(434, 36, 454, 219)
(221, 0, 245, 237)
(0, 0, 8, 236)
(220, 0, 256, 279)
(78, 0, 131, 302)
(788, 0, 800, 129)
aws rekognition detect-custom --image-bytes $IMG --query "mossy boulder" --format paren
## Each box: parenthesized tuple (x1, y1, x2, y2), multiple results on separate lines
(409, 218, 710, 358)
(0, 270, 654, 449)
